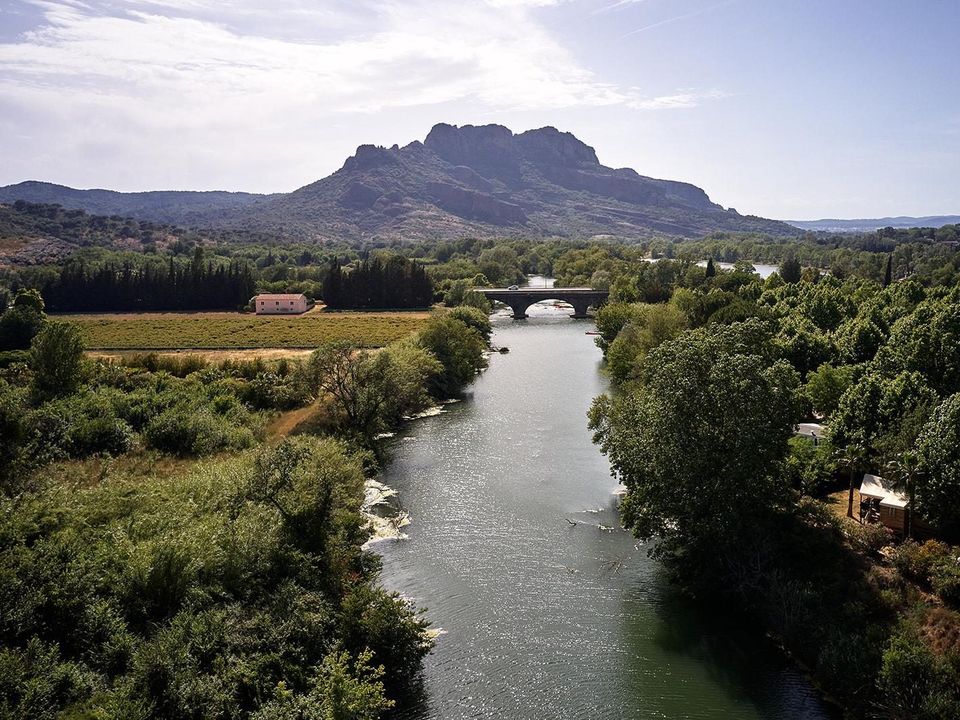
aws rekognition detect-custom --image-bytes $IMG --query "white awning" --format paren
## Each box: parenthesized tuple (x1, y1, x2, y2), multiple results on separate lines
(860, 473, 908, 509)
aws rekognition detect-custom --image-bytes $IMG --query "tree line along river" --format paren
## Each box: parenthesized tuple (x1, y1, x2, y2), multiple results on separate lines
(375, 279, 835, 719)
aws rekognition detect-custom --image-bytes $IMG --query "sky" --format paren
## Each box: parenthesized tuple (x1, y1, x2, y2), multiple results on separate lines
(0, 0, 957, 220)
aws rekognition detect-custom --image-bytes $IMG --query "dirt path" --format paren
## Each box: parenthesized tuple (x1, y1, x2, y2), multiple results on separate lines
(266, 401, 324, 440)
(89, 348, 316, 363)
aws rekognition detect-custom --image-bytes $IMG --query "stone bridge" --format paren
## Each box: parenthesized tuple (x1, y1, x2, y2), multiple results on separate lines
(476, 287, 609, 319)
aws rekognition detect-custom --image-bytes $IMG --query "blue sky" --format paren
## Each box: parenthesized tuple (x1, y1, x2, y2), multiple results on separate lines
(0, 0, 956, 219)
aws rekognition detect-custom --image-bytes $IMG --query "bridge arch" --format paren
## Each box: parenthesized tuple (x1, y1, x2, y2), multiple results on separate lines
(475, 288, 608, 319)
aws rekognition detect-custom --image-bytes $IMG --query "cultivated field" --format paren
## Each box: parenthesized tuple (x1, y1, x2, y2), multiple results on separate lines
(58, 309, 431, 350)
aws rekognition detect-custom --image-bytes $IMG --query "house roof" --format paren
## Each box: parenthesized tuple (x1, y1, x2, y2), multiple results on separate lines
(860, 473, 908, 509)
(255, 293, 307, 300)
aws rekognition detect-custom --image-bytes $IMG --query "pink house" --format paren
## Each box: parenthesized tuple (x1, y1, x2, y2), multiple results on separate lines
(254, 293, 310, 315)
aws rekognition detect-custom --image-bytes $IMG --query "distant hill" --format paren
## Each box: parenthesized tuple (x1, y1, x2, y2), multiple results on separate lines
(0, 123, 795, 241)
(0, 201, 186, 265)
(0, 182, 275, 227)
(788, 216, 960, 232)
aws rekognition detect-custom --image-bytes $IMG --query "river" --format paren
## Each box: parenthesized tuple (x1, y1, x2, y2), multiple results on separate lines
(375, 290, 834, 719)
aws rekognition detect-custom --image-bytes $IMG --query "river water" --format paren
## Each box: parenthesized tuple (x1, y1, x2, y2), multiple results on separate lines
(376, 292, 834, 719)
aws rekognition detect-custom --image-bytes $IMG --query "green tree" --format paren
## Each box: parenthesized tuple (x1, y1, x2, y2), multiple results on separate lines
(916, 394, 960, 534)
(477, 246, 523, 285)
(834, 314, 886, 364)
(460, 290, 492, 314)
(780, 254, 802, 283)
(417, 315, 487, 398)
(881, 298, 960, 395)
(593, 302, 645, 354)
(12, 288, 45, 315)
(835, 441, 869, 518)
(0, 306, 43, 351)
(589, 326, 799, 582)
(376, 340, 443, 427)
(29, 321, 85, 399)
(605, 304, 688, 383)
(774, 315, 835, 377)
(300, 341, 438, 443)
(886, 450, 921, 538)
(803, 363, 855, 418)
(447, 306, 493, 344)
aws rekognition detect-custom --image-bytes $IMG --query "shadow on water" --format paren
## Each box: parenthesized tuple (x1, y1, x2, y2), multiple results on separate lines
(623, 574, 843, 719)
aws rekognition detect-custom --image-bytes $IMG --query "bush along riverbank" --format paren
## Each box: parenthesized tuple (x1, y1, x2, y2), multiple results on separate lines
(0, 306, 491, 719)
(589, 264, 960, 718)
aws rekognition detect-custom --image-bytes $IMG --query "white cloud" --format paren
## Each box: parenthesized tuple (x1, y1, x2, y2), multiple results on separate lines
(0, 0, 727, 190)
(2, 1, 632, 113)
(0, 0, 728, 113)
(628, 89, 728, 110)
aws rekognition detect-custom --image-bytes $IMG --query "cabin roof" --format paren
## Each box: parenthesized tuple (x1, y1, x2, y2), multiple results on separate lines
(860, 473, 908, 509)
(255, 293, 307, 300)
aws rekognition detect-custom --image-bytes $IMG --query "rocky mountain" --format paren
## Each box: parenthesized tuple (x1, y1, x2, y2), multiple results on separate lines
(0, 123, 796, 241)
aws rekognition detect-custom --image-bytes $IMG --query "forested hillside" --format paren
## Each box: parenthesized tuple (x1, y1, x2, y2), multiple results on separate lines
(0, 201, 185, 265)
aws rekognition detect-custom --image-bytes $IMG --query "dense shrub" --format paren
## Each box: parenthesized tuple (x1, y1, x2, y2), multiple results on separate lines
(0, 381, 29, 491)
(123, 352, 208, 378)
(0, 639, 95, 720)
(0, 439, 430, 717)
(891, 540, 953, 585)
(242, 371, 309, 410)
(877, 623, 960, 719)
(931, 560, 960, 609)
(784, 435, 836, 496)
(29, 321, 86, 400)
(0, 350, 29, 369)
(24, 392, 134, 460)
(0, 305, 43, 351)
(144, 406, 255, 456)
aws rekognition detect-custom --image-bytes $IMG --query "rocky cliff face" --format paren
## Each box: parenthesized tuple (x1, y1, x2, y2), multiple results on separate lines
(0, 124, 796, 241)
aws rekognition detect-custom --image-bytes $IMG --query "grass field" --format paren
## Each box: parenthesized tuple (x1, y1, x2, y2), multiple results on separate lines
(58, 309, 431, 350)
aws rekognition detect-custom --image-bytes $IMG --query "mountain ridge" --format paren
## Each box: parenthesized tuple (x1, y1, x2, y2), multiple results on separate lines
(0, 123, 797, 241)
(788, 216, 960, 232)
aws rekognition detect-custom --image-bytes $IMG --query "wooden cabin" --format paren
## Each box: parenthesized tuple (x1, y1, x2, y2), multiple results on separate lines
(859, 473, 908, 532)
